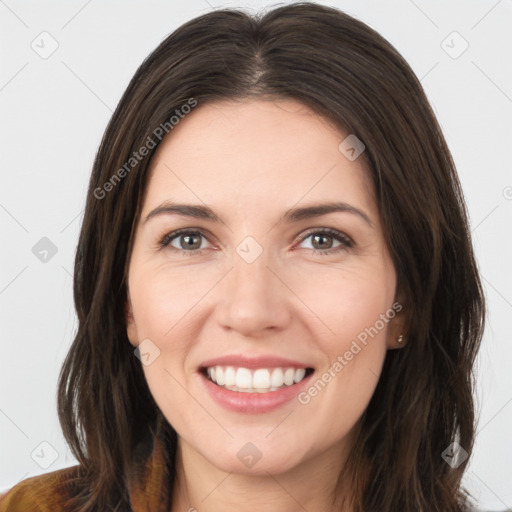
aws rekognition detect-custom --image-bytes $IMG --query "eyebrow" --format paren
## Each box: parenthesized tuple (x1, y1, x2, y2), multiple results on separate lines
(144, 200, 373, 228)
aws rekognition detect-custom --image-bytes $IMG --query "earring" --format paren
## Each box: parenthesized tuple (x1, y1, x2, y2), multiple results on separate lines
(397, 334, 404, 344)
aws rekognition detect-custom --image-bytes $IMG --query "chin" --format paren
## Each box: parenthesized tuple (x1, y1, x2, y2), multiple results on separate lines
(211, 452, 302, 476)
(192, 435, 309, 476)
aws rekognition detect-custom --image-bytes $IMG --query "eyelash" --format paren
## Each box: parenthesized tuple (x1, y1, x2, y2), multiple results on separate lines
(158, 227, 354, 257)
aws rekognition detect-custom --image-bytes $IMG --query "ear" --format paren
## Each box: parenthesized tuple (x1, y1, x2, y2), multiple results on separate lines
(125, 295, 138, 348)
(386, 291, 408, 350)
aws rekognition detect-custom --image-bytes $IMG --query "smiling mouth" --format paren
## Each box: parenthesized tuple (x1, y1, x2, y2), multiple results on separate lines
(200, 366, 315, 393)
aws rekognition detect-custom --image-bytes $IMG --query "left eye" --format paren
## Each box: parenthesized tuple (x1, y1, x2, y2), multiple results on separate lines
(297, 229, 353, 254)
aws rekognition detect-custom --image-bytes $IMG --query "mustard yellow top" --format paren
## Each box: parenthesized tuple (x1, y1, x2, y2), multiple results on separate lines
(0, 430, 171, 511)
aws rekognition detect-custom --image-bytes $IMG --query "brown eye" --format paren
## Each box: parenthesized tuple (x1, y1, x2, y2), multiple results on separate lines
(311, 234, 335, 250)
(177, 233, 203, 250)
(298, 229, 353, 255)
(159, 229, 210, 254)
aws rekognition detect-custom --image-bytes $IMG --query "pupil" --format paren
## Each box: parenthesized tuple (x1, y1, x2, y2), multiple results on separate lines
(182, 235, 200, 250)
(313, 234, 332, 249)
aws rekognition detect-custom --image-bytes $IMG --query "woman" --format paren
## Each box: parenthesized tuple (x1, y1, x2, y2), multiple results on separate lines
(0, 2, 485, 511)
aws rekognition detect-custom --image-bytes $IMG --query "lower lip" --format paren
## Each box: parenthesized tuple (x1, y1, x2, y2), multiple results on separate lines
(199, 370, 314, 414)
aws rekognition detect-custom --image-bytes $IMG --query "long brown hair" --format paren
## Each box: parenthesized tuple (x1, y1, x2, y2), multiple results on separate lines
(57, 3, 485, 510)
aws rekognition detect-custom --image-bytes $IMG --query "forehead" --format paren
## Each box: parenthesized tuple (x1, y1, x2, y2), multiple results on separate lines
(143, 98, 376, 221)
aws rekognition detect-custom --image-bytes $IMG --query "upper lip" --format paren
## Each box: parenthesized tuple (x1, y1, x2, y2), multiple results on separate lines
(199, 355, 314, 370)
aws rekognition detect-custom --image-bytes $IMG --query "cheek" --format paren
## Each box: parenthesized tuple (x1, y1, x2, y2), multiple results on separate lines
(294, 266, 392, 427)
(128, 261, 214, 338)
(288, 261, 395, 342)
(292, 263, 393, 399)
(127, 261, 209, 400)
(130, 253, 395, 346)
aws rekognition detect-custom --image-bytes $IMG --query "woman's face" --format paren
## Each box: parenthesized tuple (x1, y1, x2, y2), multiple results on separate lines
(126, 99, 405, 476)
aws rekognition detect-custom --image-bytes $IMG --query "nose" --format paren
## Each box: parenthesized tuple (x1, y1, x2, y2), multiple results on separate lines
(215, 250, 292, 337)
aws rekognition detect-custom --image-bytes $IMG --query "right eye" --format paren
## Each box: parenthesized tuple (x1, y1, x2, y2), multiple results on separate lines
(159, 228, 213, 255)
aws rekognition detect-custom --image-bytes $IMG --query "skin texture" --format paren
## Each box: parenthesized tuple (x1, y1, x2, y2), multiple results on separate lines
(126, 99, 407, 512)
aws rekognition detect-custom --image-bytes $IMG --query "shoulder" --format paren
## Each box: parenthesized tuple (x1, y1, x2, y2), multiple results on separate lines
(0, 465, 81, 512)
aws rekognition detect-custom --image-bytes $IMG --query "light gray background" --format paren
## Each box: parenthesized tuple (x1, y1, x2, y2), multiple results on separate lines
(1, 1, 511, 510)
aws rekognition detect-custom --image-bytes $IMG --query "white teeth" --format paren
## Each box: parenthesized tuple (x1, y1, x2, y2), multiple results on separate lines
(235, 368, 252, 389)
(253, 369, 270, 388)
(293, 368, 306, 383)
(284, 368, 295, 386)
(216, 367, 225, 386)
(271, 368, 284, 387)
(224, 366, 236, 386)
(205, 365, 310, 392)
